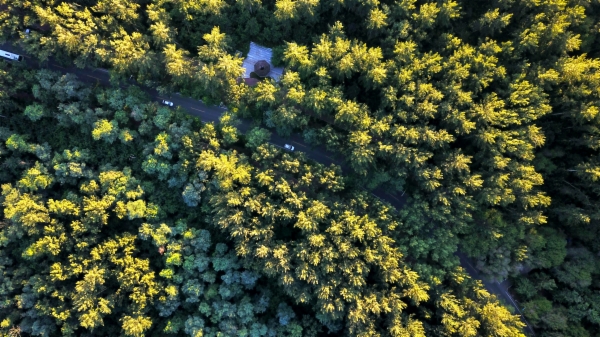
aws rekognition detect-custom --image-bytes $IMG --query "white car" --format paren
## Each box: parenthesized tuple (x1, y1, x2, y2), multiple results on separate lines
(162, 100, 174, 107)
(284, 144, 295, 151)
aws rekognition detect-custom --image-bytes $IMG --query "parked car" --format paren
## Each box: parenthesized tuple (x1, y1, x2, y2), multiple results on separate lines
(162, 100, 174, 107)
(284, 144, 295, 151)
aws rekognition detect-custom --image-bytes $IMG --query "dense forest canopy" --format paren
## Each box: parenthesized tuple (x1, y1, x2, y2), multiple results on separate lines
(0, 0, 599, 336)
(0, 65, 526, 337)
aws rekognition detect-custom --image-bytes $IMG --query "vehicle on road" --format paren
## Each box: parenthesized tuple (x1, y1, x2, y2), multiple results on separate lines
(0, 49, 23, 62)
(284, 144, 295, 151)
(162, 100, 174, 107)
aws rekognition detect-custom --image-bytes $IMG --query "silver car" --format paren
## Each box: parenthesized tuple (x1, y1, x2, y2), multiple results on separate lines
(162, 100, 174, 107)
(284, 144, 295, 151)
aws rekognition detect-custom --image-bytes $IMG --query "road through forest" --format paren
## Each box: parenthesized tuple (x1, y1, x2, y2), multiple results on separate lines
(1, 42, 534, 335)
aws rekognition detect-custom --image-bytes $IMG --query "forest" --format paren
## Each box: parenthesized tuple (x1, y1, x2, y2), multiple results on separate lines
(0, 0, 599, 336)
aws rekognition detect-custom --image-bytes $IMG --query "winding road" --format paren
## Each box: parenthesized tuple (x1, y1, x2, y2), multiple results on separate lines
(1, 42, 534, 335)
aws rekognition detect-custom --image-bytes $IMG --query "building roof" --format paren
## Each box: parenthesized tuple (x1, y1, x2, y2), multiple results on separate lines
(241, 42, 284, 81)
(254, 60, 270, 77)
(236, 77, 260, 86)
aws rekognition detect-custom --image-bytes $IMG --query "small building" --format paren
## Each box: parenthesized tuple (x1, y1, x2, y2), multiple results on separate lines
(254, 60, 270, 77)
(240, 42, 284, 85)
(236, 77, 260, 86)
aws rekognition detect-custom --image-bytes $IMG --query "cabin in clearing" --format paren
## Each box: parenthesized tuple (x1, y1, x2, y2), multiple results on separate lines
(238, 42, 284, 86)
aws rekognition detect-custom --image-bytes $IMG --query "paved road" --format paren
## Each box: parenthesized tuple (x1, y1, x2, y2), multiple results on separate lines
(1, 42, 534, 335)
